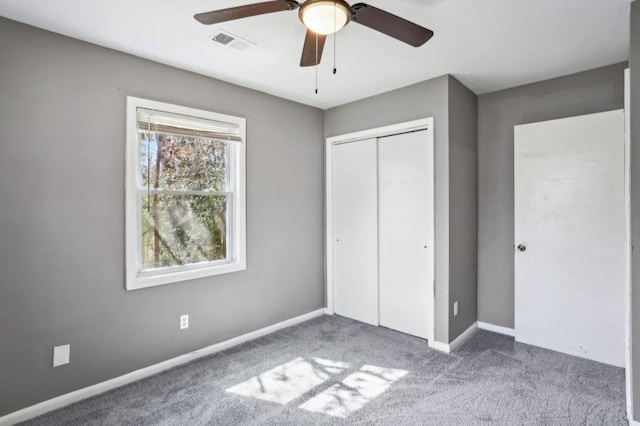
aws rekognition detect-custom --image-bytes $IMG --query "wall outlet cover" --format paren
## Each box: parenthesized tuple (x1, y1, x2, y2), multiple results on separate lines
(454, 301, 459, 316)
(53, 344, 70, 367)
(180, 314, 189, 330)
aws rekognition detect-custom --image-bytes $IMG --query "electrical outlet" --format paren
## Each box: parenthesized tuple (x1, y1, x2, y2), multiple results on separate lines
(180, 314, 189, 330)
(53, 344, 70, 367)
(453, 301, 459, 317)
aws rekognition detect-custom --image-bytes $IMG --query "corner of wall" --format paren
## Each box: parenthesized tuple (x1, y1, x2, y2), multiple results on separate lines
(447, 76, 479, 343)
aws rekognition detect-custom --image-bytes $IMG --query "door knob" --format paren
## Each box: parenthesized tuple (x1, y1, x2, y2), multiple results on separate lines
(517, 244, 526, 252)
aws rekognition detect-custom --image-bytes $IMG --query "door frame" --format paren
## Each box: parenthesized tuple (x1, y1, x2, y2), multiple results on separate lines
(624, 68, 634, 423)
(325, 117, 435, 344)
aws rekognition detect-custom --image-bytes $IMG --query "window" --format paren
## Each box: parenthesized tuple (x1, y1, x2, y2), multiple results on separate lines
(125, 97, 246, 290)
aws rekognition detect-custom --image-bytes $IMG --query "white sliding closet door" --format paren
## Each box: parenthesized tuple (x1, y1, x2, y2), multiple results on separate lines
(378, 131, 434, 340)
(332, 139, 379, 325)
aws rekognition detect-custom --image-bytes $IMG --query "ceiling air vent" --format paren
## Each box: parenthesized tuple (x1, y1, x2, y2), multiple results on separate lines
(211, 30, 255, 52)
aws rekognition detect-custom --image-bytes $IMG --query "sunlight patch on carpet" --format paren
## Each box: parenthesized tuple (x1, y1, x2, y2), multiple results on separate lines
(225, 357, 350, 404)
(299, 365, 408, 418)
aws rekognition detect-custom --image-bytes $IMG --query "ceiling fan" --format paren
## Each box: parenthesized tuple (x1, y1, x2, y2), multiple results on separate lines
(194, 0, 434, 67)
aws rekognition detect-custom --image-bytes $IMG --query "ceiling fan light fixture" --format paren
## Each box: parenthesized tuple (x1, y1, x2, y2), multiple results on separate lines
(300, 0, 351, 35)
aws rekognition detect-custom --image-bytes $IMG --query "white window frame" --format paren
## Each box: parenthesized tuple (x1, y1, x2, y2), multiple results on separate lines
(125, 96, 246, 291)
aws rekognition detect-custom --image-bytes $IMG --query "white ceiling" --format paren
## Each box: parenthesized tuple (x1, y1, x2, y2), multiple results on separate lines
(0, 0, 630, 109)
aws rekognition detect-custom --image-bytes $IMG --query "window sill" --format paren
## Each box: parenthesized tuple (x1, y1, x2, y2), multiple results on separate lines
(126, 261, 246, 291)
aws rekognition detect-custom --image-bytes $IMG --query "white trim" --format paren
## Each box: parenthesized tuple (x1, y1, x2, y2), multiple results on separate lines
(325, 117, 435, 341)
(325, 132, 335, 315)
(625, 67, 634, 423)
(429, 322, 478, 353)
(125, 96, 247, 291)
(478, 321, 516, 337)
(0, 309, 327, 426)
(326, 118, 432, 146)
(449, 322, 478, 351)
(430, 340, 451, 353)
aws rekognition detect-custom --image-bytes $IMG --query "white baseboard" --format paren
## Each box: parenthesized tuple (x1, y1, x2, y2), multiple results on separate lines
(430, 322, 478, 354)
(450, 322, 478, 351)
(430, 340, 450, 353)
(477, 321, 515, 337)
(0, 308, 328, 426)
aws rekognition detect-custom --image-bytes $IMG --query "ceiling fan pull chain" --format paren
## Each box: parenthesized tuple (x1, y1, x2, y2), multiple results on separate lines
(315, 33, 319, 94)
(333, 34, 337, 74)
(333, 1, 337, 75)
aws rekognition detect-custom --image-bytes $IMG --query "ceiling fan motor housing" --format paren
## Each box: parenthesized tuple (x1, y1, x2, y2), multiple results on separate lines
(299, 0, 352, 35)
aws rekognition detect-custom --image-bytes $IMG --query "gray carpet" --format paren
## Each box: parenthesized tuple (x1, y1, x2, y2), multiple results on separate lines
(21, 315, 627, 425)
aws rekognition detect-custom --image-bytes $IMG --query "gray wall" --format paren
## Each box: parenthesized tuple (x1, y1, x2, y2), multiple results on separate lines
(477, 63, 627, 328)
(0, 18, 325, 416)
(325, 75, 478, 344)
(448, 77, 478, 340)
(630, 1, 640, 420)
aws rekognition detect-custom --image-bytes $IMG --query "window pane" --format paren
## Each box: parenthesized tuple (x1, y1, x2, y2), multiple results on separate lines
(139, 133, 228, 192)
(140, 194, 228, 270)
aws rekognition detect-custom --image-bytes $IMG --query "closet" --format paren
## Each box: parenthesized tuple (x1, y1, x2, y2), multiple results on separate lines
(327, 119, 434, 341)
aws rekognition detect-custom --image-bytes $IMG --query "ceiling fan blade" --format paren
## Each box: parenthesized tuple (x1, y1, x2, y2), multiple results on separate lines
(351, 3, 434, 47)
(300, 29, 327, 67)
(194, 1, 299, 25)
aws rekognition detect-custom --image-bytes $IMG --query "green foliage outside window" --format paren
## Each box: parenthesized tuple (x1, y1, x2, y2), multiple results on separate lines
(139, 133, 229, 270)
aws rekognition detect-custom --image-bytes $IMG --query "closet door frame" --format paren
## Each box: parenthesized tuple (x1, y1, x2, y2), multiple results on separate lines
(325, 117, 435, 343)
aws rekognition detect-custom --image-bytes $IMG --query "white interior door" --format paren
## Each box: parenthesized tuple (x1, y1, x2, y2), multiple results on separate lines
(514, 110, 625, 367)
(332, 139, 379, 325)
(378, 130, 434, 340)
